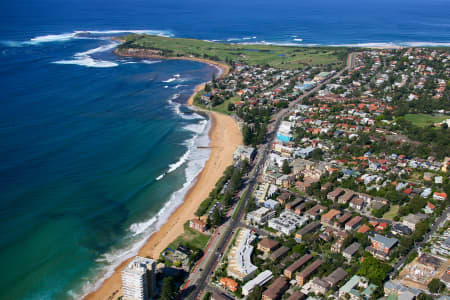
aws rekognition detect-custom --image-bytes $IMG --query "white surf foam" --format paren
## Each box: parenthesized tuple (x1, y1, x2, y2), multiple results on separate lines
(174, 84, 188, 89)
(141, 59, 162, 64)
(53, 40, 120, 68)
(163, 77, 177, 83)
(227, 36, 257, 42)
(76, 116, 211, 300)
(53, 57, 119, 68)
(29, 32, 79, 44)
(3, 29, 173, 47)
(183, 120, 208, 135)
(156, 173, 165, 181)
(168, 95, 204, 120)
(75, 42, 119, 56)
(293, 38, 303, 42)
(328, 41, 450, 47)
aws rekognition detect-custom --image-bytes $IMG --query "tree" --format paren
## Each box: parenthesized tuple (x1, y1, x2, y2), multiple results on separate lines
(246, 285, 262, 300)
(417, 293, 434, 300)
(202, 292, 212, 300)
(311, 148, 323, 161)
(428, 278, 445, 293)
(282, 159, 291, 174)
(357, 255, 392, 286)
(159, 277, 176, 300)
(210, 208, 223, 226)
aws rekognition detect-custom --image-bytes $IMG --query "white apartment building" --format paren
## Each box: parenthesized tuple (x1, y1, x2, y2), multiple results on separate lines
(121, 256, 156, 300)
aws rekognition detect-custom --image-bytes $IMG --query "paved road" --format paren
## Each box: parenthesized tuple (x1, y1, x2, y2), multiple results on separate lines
(182, 53, 357, 300)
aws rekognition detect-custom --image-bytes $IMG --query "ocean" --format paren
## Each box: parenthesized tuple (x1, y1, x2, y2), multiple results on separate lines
(0, 0, 449, 299)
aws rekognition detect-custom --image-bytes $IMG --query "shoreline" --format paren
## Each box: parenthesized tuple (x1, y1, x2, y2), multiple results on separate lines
(114, 48, 231, 79)
(84, 52, 239, 300)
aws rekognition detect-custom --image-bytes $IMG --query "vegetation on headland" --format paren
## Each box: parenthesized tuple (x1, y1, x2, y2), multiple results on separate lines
(117, 34, 350, 70)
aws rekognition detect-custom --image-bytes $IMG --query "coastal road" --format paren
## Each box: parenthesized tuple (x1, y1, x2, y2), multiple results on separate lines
(182, 53, 357, 299)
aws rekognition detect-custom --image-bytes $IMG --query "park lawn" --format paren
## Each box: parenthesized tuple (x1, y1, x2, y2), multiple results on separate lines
(212, 96, 241, 115)
(168, 222, 211, 250)
(404, 114, 449, 127)
(383, 204, 399, 220)
(119, 34, 349, 69)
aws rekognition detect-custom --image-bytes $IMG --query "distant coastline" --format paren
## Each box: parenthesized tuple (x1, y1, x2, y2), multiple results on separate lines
(84, 44, 240, 300)
(114, 47, 230, 78)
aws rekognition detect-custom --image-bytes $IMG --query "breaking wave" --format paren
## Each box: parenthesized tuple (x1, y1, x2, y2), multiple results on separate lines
(2, 29, 173, 47)
(53, 41, 120, 68)
(77, 113, 210, 300)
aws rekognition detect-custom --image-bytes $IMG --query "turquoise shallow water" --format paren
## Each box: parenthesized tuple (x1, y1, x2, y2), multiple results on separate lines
(0, 0, 449, 298)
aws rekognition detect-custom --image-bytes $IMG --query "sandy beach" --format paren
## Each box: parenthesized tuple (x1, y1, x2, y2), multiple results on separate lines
(84, 59, 240, 300)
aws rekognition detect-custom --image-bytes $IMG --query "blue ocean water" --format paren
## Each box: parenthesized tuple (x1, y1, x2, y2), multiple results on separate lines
(0, 0, 449, 299)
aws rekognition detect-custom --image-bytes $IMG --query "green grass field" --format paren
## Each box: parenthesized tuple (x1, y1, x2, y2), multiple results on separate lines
(383, 204, 399, 220)
(211, 96, 241, 115)
(118, 34, 349, 69)
(404, 114, 449, 127)
(168, 222, 211, 250)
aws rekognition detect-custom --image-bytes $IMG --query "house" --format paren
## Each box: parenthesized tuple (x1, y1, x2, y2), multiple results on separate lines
(286, 198, 305, 211)
(321, 209, 341, 225)
(220, 277, 238, 292)
(295, 222, 321, 242)
(270, 246, 290, 261)
(339, 275, 377, 300)
(227, 229, 258, 281)
(324, 267, 348, 287)
(358, 193, 373, 203)
(189, 218, 207, 233)
(391, 223, 412, 236)
(441, 269, 450, 289)
(247, 207, 276, 225)
(262, 277, 289, 300)
(242, 270, 273, 296)
(258, 238, 280, 256)
(337, 213, 352, 227)
(277, 192, 291, 205)
(305, 204, 327, 220)
(375, 222, 388, 232)
(367, 234, 398, 260)
(264, 199, 281, 210)
(434, 192, 447, 201)
(286, 291, 306, 300)
(233, 145, 256, 162)
(402, 213, 427, 230)
(349, 197, 364, 210)
(284, 254, 313, 279)
(268, 211, 308, 235)
(342, 242, 360, 262)
(345, 216, 362, 231)
(338, 190, 355, 204)
(327, 188, 345, 201)
(308, 277, 330, 295)
(424, 202, 436, 214)
(296, 259, 323, 286)
(384, 280, 422, 299)
(357, 224, 371, 234)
